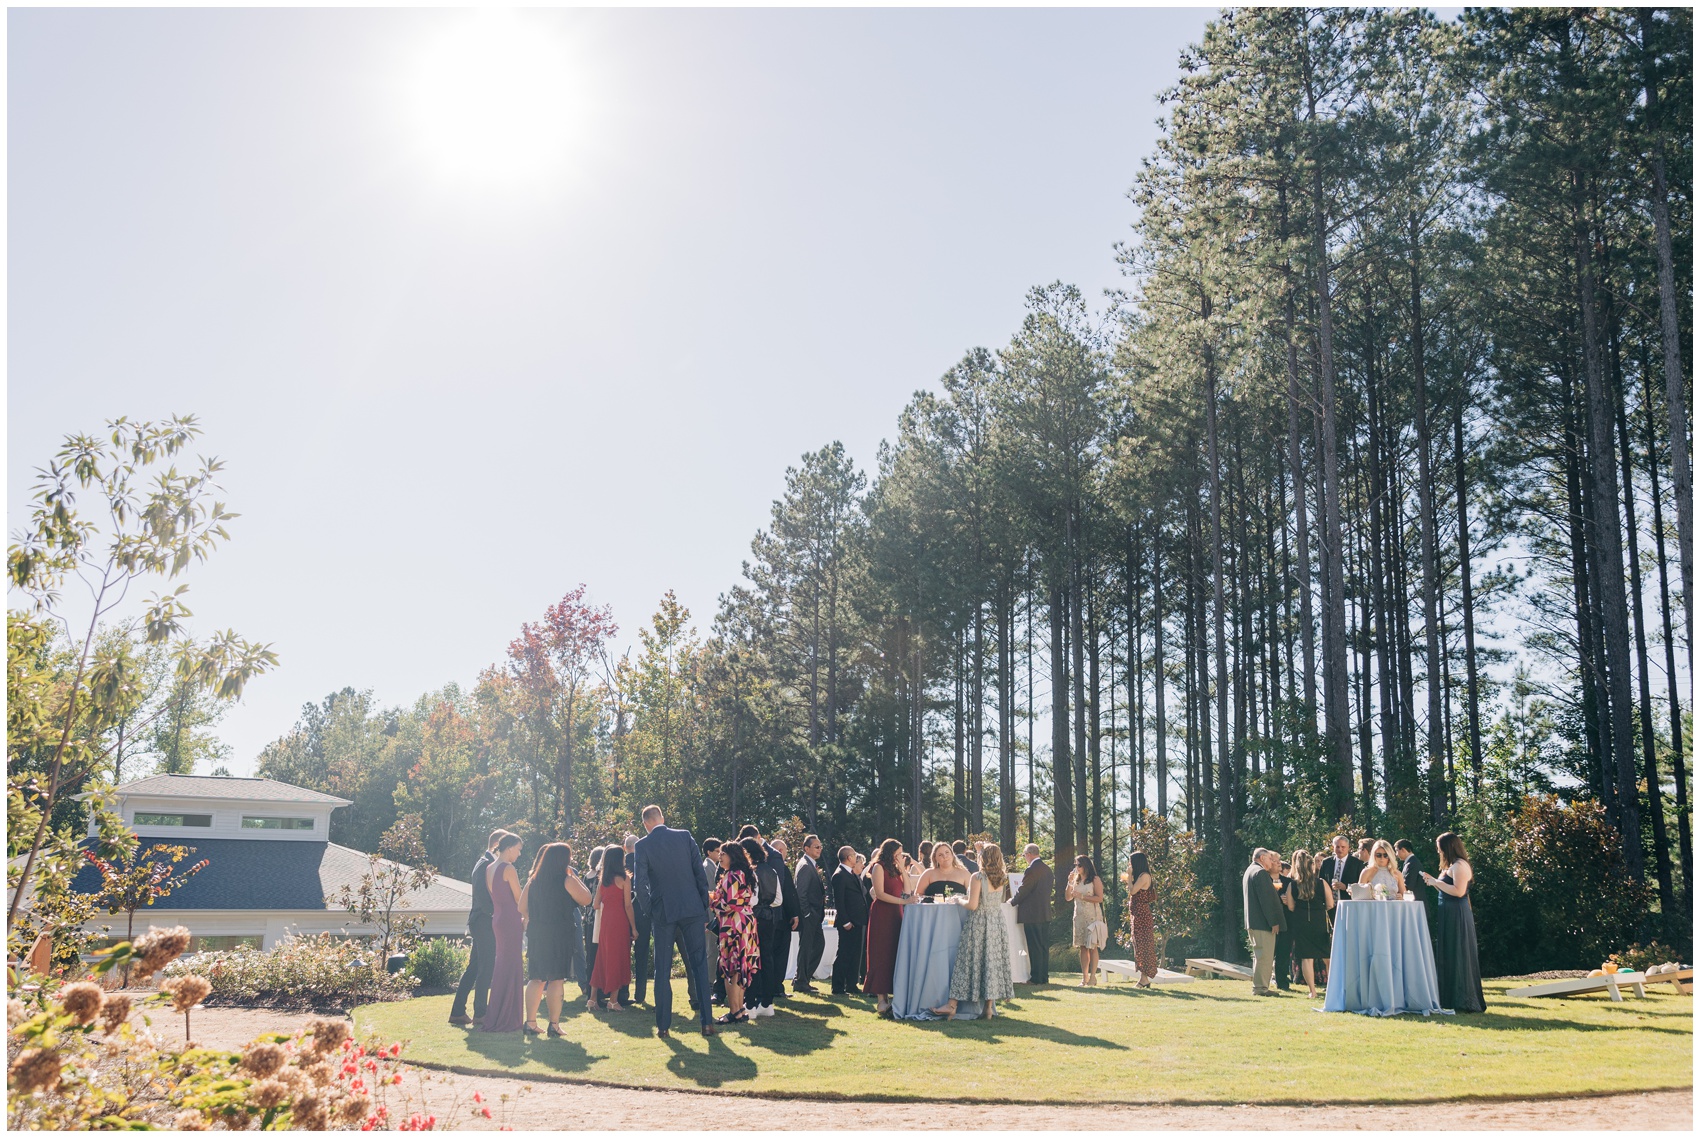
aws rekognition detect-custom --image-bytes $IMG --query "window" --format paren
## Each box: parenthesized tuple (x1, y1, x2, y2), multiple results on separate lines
(242, 816, 314, 831)
(192, 935, 262, 953)
(133, 812, 212, 827)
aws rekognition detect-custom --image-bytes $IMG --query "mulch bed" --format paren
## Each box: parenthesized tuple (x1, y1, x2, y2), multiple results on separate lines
(1493, 970, 1590, 981)
(198, 984, 454, 1016)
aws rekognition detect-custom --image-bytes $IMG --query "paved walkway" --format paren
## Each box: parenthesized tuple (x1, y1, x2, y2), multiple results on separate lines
(188, 1008, 1692, 1130)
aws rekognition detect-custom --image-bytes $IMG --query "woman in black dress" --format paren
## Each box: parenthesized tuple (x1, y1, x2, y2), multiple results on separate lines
(1284, 849, 1334, 998)
(1420, 831, 1485, 1013)
(522, 842, 592, 1036)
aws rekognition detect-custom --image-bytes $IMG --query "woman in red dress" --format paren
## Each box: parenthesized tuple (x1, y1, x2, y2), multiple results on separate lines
(588, 846, 635, 1010)
(862, 838, 913, 1017)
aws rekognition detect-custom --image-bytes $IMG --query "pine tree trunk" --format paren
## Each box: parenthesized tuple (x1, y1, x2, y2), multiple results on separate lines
(1154, 530, 1168, 820)
(1572, 172, 1644, 883)
(1644, 380, 1693, 913)
(1051, 579, 1075, 891)
(1206, 348, 1238, 954)
(1410, 219, 1447, 825)
(1454, 397, 1484, 795)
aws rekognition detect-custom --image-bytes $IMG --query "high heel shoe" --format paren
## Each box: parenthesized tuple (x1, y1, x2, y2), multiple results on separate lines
(547, 1023, 564, 1037)
(522, 1022, 541, 1036)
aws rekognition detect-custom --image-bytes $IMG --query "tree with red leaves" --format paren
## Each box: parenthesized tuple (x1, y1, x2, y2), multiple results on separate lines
(506, 585, 616, 835)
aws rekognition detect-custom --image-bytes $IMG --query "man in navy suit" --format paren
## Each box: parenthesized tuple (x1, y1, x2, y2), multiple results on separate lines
(632, 804, 716, 1039)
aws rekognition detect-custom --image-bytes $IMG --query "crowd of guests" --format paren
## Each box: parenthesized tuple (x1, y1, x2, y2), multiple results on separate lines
(1241, 831, 1484, 1011)
(445, 815, 1484, 1038)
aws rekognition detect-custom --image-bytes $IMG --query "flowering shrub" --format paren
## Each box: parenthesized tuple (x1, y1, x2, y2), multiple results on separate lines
(162, 934, 418, 1006)
(404, 937, 469, 990)
(8, 926, 527, 1131)
(1609, 941, 1686, 974)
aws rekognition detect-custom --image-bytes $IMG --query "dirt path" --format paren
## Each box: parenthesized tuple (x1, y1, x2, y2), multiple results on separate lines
(188, 1008, 1692, 1130)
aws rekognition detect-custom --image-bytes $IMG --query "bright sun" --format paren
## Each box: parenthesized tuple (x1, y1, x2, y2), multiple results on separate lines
(400, 11, 583, 189)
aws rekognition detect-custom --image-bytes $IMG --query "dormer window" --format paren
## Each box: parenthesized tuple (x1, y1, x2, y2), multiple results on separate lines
(134, 812, 213, 827)
(242, 816, 315, 831)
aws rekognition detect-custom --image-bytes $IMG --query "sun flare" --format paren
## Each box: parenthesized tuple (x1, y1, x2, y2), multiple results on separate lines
(400, 11, 583, 189)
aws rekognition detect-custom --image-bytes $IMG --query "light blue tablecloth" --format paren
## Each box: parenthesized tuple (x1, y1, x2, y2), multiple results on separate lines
(890, 901, 984, 1020)
(1322, 899, 1448, 1016)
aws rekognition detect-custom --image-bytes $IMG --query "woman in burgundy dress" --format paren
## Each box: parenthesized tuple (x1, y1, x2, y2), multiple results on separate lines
(588, 846, 635, 1010)
(863, 838, 913, 1018)
(480, 833, 526, 1033)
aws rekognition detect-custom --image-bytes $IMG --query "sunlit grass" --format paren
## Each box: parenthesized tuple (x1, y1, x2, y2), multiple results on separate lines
(353, 976, 1692, 1104)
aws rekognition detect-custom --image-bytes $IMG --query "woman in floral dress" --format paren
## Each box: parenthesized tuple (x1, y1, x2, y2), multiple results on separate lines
(711, 839, 762, 1025)
(929, 843, 1015, 1019)
(1126, 849, 1156, 988)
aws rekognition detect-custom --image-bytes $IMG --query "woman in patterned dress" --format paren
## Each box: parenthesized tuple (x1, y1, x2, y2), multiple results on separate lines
(711, 838, 762, 1025)
(929, 843, 1016, 1019)
(1127, 849, 1156, 988)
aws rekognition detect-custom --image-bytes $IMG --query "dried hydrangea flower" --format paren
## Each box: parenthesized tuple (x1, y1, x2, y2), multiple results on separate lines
(8, 1047, 63, 1094)
(99, 993, 133, 1034)
(305, 1017, 350, 1054)
(241, 1041, 286, 1078)
(292, 1091, 330, 1131)
(129, 926, 192, 982)
(336, 1094, 372, 1124)
(250, 1078, 290, 1109)
(162, 975, 212, 1014)
(173, 1109, 209, 1131)
(57, 981, 105, 1026)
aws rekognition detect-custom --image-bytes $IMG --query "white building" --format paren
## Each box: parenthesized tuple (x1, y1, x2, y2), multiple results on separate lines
(71, 774, 471, 951)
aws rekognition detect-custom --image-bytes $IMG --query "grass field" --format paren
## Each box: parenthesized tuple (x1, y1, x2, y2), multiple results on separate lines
(352, 975, 1693, 1105)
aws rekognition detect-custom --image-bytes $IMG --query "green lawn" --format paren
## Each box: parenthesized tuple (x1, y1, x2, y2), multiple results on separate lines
(353, 976, 1693, 1105)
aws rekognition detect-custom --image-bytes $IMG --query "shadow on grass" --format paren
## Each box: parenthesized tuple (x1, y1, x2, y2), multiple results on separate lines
(462, 1029, 600, 1074)
(736, 1010, 846, 1057)
(660, 1033, 761, 1088)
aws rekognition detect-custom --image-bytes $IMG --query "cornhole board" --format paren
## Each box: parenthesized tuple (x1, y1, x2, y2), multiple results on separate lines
(1655, 968, 1693, 993)
(1506, 972, 1648, 1002)
(1185, 957, 1254, 981)
(1097, 960, 1195, 985)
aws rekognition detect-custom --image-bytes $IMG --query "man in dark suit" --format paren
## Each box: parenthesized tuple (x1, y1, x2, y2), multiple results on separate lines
(953, 840, 979, 874)
(1395, 840, 1430, 902)
(828, 845, 868, 995)
(1242, 848, 1285, 996)
(448, 828, 511, 1026)
(738, 825, 800, 1016)
(1009, 844, 1053, 984)
(1318, 835, 1365, 901)
(792, 834, 827, 994)
(632, 805, 716, 1039)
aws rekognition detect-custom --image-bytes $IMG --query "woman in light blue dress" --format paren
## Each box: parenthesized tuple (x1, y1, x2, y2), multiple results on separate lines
(930, 843, 1015, 1019)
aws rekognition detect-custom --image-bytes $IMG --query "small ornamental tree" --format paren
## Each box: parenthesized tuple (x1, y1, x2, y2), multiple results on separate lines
(85, 843, 210, 983)
(337, 814, 437, 961)
(1509, 794, 1648, 969)
(1121, 810, 1214, 969)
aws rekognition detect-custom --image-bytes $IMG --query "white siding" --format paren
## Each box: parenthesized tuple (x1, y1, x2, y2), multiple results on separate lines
(80, 907, 472, 950)
(120, 795, 334, 843)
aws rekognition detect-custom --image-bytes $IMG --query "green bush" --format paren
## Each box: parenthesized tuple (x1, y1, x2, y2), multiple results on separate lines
(1608, 941, 1686, 973)
(405, 935, 469, 989)
(1509, 795, 1648, 971)
(161, 933, 418, 1004)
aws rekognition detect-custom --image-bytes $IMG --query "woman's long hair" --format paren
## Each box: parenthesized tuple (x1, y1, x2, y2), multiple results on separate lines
(720, 838, 754, 885)
(876, 838, 902, 879)
(738, 836, 767, 876)
(1437, 831, 1468, 870)
(980, 844, 1009, 892)
(1074, 854, 1099, 886)
(1291, 849, 1318, 901)
(528, 842, 573, 890)
(1127, 850, 1151, 890)
(601, 846, 628, 888)
(931, 843, 956, 870)
(1368, 839, 1398, 879)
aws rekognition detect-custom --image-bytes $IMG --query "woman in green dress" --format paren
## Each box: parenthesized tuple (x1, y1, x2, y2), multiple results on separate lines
(929, 843, 1016, 1019)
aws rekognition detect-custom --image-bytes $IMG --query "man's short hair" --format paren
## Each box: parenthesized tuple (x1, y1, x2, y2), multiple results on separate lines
(1251, 847, 1270, 864)
(1333, 835, 1351, 846)
(623, 833, 638, 851)
(737, 824, 760, 840)
(702, 838, 722, 854)
(1023, 844, 1041, 858)
(1393, 839, 1414, 855)
(952, 840, 968, 855)
(837, 845, 855, 864)
(642, 804, 664, 823)
(804, 833, 821, 849)
(488, 828, 515, 850)
(772, 839, 788, 855)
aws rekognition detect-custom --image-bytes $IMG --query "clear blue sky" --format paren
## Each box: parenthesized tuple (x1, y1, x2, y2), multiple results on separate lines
(9, 7, 1215, 773)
